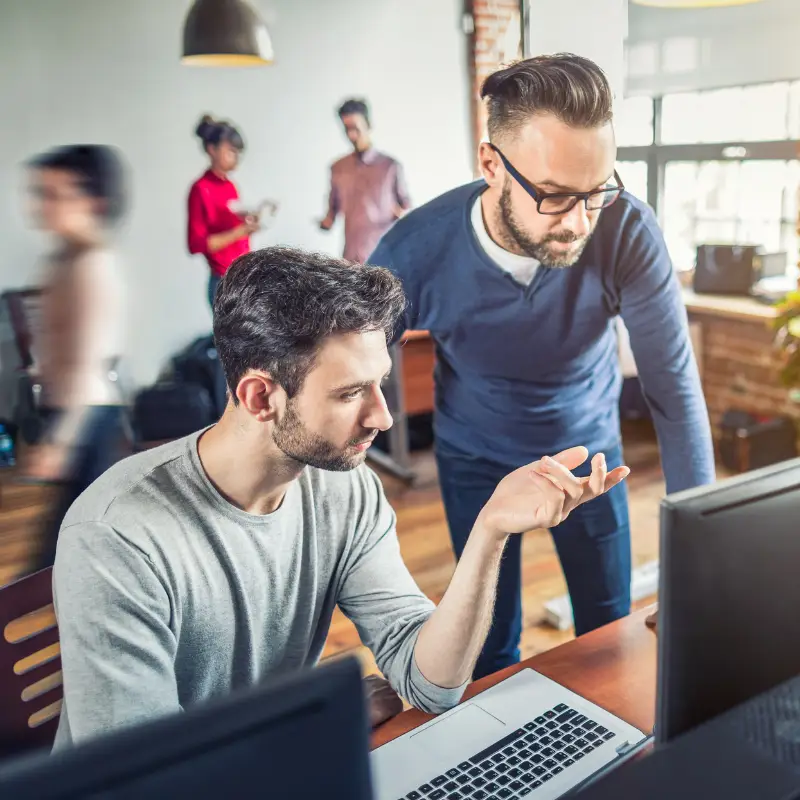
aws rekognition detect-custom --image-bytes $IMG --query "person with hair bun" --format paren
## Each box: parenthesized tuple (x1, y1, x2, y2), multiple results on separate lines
(188, 115, 266, 308)
(24, 144, 129, 569)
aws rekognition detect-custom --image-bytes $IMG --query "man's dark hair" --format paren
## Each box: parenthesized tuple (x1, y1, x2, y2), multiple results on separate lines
(28, 144, 127, 223)
(214, 247, 405, 399)
(481, 54, 613, 142)
(337, 98, 370, 126)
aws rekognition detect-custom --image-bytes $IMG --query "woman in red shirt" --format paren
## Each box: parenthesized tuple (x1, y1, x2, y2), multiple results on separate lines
(187, 116, 259, 309)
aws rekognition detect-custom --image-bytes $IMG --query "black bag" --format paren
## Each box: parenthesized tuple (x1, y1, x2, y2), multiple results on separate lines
(132, 382, 214, 443)
(172, 335, 227, 417)
(718, 409, 798, 473)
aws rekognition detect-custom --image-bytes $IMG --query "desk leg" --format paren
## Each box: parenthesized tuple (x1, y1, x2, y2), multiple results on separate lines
(366, 343, 415, 484)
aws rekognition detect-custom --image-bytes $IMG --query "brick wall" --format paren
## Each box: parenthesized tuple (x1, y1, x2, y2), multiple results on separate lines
(690, 311, 800, 447)
(469, 0, 523, 166)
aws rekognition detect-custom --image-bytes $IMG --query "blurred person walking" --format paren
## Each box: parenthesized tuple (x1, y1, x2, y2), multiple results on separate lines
(24, 144, 128, 570)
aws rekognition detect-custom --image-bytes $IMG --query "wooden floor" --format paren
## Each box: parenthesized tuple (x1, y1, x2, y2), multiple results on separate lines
(1, 420, 665, 674)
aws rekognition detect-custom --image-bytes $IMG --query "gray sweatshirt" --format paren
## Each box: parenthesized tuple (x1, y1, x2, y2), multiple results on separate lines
(52, 431, 465, 749)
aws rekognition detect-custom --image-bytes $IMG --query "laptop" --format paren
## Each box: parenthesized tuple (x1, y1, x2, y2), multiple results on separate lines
(371, 667, 647, 799)
(0, 656, 372, 800)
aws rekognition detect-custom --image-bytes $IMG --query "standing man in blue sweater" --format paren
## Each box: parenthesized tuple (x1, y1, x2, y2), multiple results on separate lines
(368, 54, 715, 678)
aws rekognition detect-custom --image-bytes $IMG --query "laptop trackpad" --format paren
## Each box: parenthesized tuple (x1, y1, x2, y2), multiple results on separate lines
(408, 703, 507, 764)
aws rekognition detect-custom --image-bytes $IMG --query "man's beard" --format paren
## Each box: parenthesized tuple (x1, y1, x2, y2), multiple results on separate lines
(497, 178, 593, 268)
(273, 402, 375, 472)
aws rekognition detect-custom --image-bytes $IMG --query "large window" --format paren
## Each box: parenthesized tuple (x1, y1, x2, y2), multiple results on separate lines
(617, 81, 800, 274)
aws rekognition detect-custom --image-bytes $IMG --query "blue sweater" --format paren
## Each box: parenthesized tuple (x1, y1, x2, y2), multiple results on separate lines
(369, 182, 715, 495)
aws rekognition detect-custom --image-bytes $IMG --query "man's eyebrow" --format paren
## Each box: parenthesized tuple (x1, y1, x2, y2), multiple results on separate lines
(331, 370, 392, 394)
(537, 173, 615, 193)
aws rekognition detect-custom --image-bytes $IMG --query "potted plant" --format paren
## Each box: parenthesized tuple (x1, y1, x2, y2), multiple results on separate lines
(773, 290, 800, 403)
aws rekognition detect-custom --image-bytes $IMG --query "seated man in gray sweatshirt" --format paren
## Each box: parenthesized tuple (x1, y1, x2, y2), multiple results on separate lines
(52, 246, 630, 749)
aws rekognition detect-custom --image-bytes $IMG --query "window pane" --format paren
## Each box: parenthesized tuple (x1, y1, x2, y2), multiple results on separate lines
(663, 160, 798, 274)
(616, 161, 648, 204)
(662, 82, 790, 144)
(615, 96, 653, 147)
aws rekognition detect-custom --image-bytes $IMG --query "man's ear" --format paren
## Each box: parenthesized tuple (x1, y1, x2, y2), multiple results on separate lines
(235, 371, 282, 422)
(478, 141, 503, 188)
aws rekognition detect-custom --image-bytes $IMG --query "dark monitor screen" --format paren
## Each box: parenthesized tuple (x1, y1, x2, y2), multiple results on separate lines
(656, 458, 800, 743)
(0, 657, 372, 800)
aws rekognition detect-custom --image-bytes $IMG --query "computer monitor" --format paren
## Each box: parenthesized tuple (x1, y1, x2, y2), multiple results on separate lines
(0, 656, 372, 799)
(656, 457, 800, 744)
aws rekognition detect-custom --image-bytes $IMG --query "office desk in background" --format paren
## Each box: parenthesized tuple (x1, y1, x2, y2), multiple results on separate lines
(372, 607, 657, 749)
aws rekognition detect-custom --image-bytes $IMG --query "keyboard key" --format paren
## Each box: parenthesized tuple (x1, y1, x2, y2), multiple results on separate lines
(521, 771, 536, 783)
(544, 759, 557, 769)
(552, 767, 564, 775)
(565, 745, 578, 755)
(585, 732, 599, 742)
(496, 775, 511, 786)
(447, 769, 461, 779)
(456, 775, 470, 786)
(582, 720, 596, 730)
(520, 790, 533, 797)
(468, 730, 526, 766)
(595, 726, 609, 736)
(534, 716, 546, 725)
(555, 753, 568, 762)
(604, 731, 617, 741)
(507, 768, 522, 778)
(497, 790, 513, 799)
(430, 792, 446, 800)
(573, 728, 586, 737)
(562, 723, 574, 732)
(584, 744, 596, 753)
(485, 770, 498, 781)
(467, 767, 481, 778)
(532, 755, 544, 764)
(542, 748, 555, 757)
(535, 727, 548, 736)
(513, 740, 526, 750)
(563, 734, 576, 744)
(444, 782, 458, 792)
(573, 715, 588, 726)
(432, 776, 448, 788)
(510, 780, 524, 791)
(564, 759, 575, 767)
(554, 703, 568, 712)
(574, 753, 585, 761)
(472, 793, 488, 800)
(532, 781, 543, 788)
(496, 763, 509, 774)
(524, 722, 536, 731)
(507, 756, 521, 766)
(553, 741, 566, 750)
(503, 746, 515, 756)
(458, 762, 472, 771)
(545, 721, 558, 730)
(524, 733, 537, 743)
(407, 793, 422, 800)
(446, 794, 463, 800)
(542, 773, 553, 782)
(544, 711, 556, 719)
(419, 785, 432, 794)
(530, 743, 543, 753)
(484, 783, 499, 793)
(540, 736, 553, 746)
(533, 767, 546, 776)
(473, 778, 487, 788)
(479, 761, 492, 770)
(519, 761, 532, 771)
(491, 754, 504, 764)
(519, 749, 532, 759)
(460, 788, 474, 797)
(555, 709, 577, 724)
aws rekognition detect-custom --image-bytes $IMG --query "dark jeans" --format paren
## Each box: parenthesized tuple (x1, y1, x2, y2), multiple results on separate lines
(208, 274, 222, 309)
(31, 405, 127, 571)
(435, 437, 632, 679)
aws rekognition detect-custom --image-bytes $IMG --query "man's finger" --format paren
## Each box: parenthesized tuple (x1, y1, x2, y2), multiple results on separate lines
(538, 456, 583, 504)
(587, 452, 607, 498)
(603, 466, 630, 492)
(549, 445, 589, 471)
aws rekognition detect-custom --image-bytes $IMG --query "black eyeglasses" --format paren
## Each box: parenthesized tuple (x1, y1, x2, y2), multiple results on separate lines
(489, 144, 624, 215)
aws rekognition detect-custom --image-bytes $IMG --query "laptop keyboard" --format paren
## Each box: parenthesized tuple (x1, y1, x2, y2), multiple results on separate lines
(398, 703, 617, 800)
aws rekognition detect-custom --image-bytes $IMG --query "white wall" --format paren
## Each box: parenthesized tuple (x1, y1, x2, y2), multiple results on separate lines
(0, 0, 472, 397)
(626, 0, 800, 95)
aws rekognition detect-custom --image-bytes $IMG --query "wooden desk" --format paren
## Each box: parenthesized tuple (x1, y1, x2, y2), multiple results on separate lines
(372, 607, 657, 749)
(399, 330, 435, 416)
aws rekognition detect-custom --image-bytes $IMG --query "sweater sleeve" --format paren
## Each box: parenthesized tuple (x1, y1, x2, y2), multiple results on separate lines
(187, 183, 210, 256)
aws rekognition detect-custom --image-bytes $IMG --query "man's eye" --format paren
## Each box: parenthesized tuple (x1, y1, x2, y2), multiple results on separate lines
(342, 389, 361, 401)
